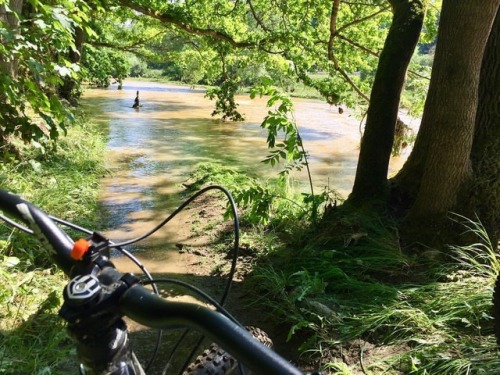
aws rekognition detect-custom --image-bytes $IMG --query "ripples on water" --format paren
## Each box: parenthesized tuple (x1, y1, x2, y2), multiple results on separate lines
(82, 79, 412, 247)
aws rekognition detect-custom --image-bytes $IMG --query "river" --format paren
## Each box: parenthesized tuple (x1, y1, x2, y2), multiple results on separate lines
(80, 79, 415, 373)
(81, 79, 412, 268)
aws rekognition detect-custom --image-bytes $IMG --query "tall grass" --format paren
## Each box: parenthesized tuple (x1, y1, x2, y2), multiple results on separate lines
(249, 211, 500, 374)
(0, 116, 106, 374)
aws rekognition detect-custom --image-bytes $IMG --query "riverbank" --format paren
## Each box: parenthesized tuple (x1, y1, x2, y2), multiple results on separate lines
(0, 115, 107, 373)
(1, 81, 498, 375)
(179, 163, 500, 375)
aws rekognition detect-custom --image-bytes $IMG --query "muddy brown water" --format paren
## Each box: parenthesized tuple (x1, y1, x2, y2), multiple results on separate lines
(80, 80, 414, 373)
(82, 80, 411, 247)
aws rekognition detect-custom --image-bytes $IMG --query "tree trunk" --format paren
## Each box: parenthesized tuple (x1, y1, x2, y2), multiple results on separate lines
(0, 0, 23, 78)
(399, 1, 499, 242)
(468, 7, 500, 246)
(59, 26, 85, 104)
(348, 0, 424, 206)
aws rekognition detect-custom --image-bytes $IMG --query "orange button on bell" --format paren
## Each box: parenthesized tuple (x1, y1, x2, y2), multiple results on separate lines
(71, 238, 91, 260)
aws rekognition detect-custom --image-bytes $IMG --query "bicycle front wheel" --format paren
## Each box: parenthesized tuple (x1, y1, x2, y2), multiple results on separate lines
(183, 327, 273, 375)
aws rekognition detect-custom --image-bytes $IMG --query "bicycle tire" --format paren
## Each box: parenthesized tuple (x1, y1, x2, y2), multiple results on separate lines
(493, 273, 500, 346)
(183, 326, 273, 375)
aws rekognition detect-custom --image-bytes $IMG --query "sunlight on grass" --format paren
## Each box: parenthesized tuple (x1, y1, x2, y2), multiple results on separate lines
(0, 117, 106, 374)
(250, 211, 500, 374)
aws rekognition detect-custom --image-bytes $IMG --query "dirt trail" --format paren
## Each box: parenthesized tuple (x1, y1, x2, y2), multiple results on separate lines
(83, 81, 417, 374)
(108, 192, 310, 374)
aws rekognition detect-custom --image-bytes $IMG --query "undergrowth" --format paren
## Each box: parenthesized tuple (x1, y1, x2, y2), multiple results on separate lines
(0, 116, 106, 374)
(185, 162, 340, 242)
(180, 162, 500, 374)
(251, 212, 500, 374)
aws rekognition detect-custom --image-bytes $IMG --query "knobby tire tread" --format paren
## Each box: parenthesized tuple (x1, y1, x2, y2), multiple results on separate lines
(183, 327, 272, 375)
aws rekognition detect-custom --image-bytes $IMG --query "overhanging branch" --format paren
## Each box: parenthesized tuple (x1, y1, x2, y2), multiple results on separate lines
(116, 0, 257, 48)
(336, 5, 390, 34)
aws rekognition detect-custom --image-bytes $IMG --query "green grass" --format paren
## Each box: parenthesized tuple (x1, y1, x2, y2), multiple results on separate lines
(1, 120, 497, 374)
(0, 115, 107, 374)
(246, 210, 500, 374)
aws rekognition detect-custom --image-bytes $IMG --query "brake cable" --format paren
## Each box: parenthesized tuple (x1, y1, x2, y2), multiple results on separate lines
(2, 184, 242, 374)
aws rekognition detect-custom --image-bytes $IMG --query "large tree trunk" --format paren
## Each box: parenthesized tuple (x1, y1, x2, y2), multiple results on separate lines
(59, 26, 85, 104)
(468, 7, 500, 246)
(348, 0, 424, 206)
(399, 1, 499, 241)
(0, 0, 23, 78)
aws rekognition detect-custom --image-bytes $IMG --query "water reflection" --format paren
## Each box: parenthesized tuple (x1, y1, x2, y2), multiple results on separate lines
(81, 80, 410, 256)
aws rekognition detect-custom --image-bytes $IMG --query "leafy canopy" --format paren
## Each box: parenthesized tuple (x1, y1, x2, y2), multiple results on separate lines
(0, 0, 92, 145)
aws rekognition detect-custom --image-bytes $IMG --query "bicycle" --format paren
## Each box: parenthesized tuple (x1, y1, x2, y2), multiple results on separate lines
(0, 187, 321, 375)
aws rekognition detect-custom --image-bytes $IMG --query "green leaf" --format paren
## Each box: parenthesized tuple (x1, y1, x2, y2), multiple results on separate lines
(3, 256, 20, 268)
(55, 64, 72, 77)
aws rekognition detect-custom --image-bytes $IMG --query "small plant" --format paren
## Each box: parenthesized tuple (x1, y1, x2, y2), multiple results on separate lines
(205, 78, 245, 121)
(250, 82, 321, 221)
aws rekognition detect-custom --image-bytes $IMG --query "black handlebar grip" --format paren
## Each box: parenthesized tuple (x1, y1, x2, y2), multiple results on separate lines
(120, 284, 305, 375)
(0, 189, 75, 275)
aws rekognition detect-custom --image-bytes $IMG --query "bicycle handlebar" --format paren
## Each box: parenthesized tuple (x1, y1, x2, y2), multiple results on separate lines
(121, 282, 303, 374)
(0, 189, 74, 274)
(0, 189, 306, 375)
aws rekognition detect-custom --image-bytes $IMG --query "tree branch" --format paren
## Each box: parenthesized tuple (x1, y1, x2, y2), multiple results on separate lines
(327, 0, 369, 102)
(328, 0, 342, 62)
(337, 34, 430, 80)
(88, 30, 168, 53)
(336, 33, 379, 57)
(343, 1, 386, 5)
(247, 0, 270, 31)
(336, 5, 390, 34)
(214, 0, 241, 17)
(332, 62, 370, 102)
(116, 0, 257, 48)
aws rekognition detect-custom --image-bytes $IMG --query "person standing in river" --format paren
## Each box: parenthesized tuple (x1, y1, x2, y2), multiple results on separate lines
(133, 91, 140, 109)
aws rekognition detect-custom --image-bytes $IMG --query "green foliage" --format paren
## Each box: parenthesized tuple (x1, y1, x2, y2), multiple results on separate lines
(205, 78, 245, 121)
(0, 0, 91, 147)
(420, 1, 441, 45)
(0, 115, 106, 266)
(251, 82, 323, 220)
(251, 213, 500, 374)
(0, 116, 105, 373)
(161, 61, 183, 81)
(186, 163, 307, 229)
(130, 62, 147, 77)
(401, 50, 433, 118)
(251, 85, 307, 173)
(81, 45, 129, 88)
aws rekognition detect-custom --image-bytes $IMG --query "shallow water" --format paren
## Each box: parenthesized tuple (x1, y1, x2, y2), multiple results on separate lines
(81, 79, 411, 268)
(80, 79, 416, 373)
